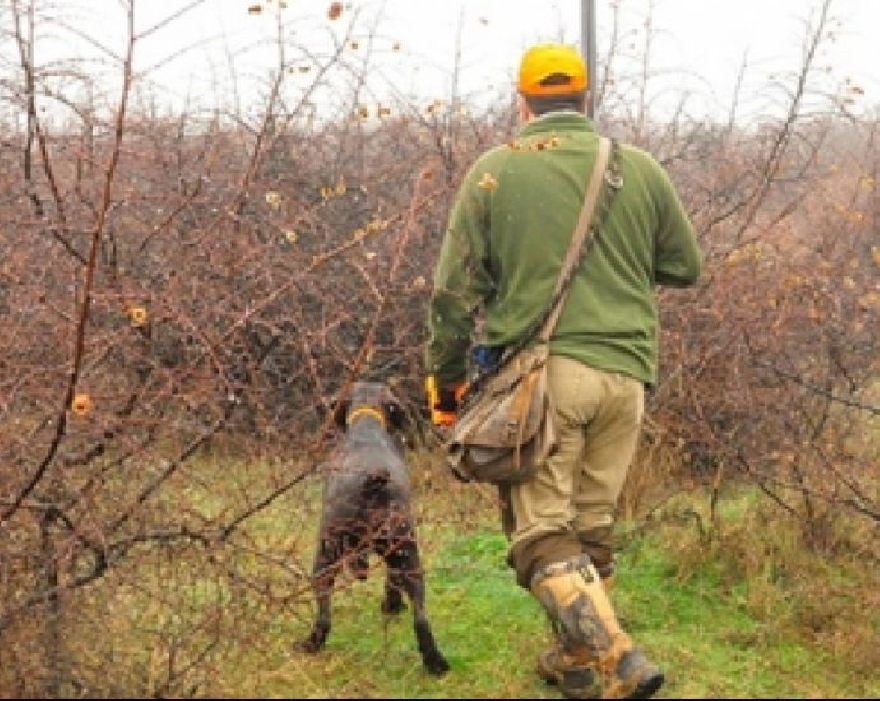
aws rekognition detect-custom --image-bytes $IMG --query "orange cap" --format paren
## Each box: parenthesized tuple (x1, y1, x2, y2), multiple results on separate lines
(517, 43, 588, 96)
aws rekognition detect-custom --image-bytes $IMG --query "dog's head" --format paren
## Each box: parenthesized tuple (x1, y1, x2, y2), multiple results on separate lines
(332, 380, 407, 432)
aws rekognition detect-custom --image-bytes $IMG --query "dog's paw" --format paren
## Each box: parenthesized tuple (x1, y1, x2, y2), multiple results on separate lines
(425, 653, 451, 676)
(295, 630, 327, 654)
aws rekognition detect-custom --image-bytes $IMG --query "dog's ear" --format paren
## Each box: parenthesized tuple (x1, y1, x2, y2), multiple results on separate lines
(383, 400, 407, 431)
(332, 398, 351, 430)
(378, 384, 407, 431)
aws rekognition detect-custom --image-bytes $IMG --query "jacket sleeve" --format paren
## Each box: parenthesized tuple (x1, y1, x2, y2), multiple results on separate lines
(652, 163, 702, 287)
(425, 163, 495, 385)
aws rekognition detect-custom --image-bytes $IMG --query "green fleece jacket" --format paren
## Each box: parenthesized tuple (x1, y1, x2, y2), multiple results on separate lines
(425, 111, 702, 386)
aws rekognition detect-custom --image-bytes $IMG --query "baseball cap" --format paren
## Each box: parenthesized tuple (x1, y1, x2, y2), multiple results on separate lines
(517, 43, 588, 96)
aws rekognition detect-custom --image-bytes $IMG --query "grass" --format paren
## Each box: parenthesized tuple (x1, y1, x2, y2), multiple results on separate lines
(62, 454, 879, 699)
(218, 528, 560, 700)
(213, 514, 877, 699)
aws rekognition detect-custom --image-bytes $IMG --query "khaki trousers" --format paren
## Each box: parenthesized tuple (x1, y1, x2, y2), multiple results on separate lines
(504, 355, 645, 551)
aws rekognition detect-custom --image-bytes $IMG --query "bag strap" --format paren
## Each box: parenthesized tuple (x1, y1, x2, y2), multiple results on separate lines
(538, 135, 612, 343)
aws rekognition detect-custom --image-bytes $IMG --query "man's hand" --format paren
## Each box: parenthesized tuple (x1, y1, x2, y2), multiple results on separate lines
(424, 376, 468, 426)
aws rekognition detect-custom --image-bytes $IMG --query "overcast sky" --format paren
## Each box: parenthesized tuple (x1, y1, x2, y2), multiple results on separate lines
(29, 0, 878, 122)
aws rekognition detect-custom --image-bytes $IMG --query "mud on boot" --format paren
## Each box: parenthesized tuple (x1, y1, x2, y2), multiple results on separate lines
(536, 643, 602, 699)
(530, 555, 664, 700)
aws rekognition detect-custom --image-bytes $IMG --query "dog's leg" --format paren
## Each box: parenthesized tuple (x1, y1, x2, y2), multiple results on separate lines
(298, 537, 341, 653)
(381, 566, 405, 615)
(344, 530, 371, 581)
(377, 515, 406, 615)
(385, 535, 450, 675)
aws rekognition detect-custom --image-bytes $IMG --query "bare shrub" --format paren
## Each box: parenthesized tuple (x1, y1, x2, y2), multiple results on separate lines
(0, 0, 877, 696)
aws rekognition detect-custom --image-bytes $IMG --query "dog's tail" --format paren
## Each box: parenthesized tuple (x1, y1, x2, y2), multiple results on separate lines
(362, 468, 392, 507)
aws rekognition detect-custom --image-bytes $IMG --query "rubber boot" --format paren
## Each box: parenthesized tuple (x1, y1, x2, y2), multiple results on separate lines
(536, 569, 615, 694)
(575, 525, 615, 583)
(531, 555, 664, 700)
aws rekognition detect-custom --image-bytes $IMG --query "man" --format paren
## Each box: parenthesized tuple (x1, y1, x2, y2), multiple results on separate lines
(424, 43, 702, 699)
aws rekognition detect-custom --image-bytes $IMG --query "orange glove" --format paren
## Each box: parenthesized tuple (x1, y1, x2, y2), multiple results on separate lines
(424, 376, 468, 426)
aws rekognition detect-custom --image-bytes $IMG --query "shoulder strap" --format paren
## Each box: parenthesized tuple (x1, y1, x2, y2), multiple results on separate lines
(538, 136, 612, 342)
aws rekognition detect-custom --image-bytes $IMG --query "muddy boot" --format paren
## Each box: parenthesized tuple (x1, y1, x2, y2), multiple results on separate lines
(575, 525, 616, 584)
(600, 573, 615, 593)
(530, 555, 664, 700)
(536, 570, 616, 697)
(535, 640, 602, 699)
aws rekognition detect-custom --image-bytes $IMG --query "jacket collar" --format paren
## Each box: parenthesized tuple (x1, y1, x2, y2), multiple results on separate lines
(518, 110, 595, 137)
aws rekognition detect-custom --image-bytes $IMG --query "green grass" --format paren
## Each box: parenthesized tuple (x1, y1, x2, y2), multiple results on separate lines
(209, 520, 877, 699)
(79, 457, 878, 699)
(613, 540, 850, 699)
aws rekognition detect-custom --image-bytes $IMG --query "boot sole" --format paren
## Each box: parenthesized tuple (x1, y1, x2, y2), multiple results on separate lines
(536, 658, 601, 699)
(540, 673, 664, 701)
(627, 670, 664, 699)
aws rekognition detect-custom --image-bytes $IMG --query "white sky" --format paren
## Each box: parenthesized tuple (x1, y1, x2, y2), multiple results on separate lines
(29, 0, 879, 123)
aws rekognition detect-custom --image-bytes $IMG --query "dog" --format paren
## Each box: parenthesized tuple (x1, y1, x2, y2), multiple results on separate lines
(298, 380, 449, 675)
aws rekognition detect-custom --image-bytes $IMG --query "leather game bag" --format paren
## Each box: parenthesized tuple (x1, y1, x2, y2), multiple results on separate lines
(447, 342, 556, 485)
